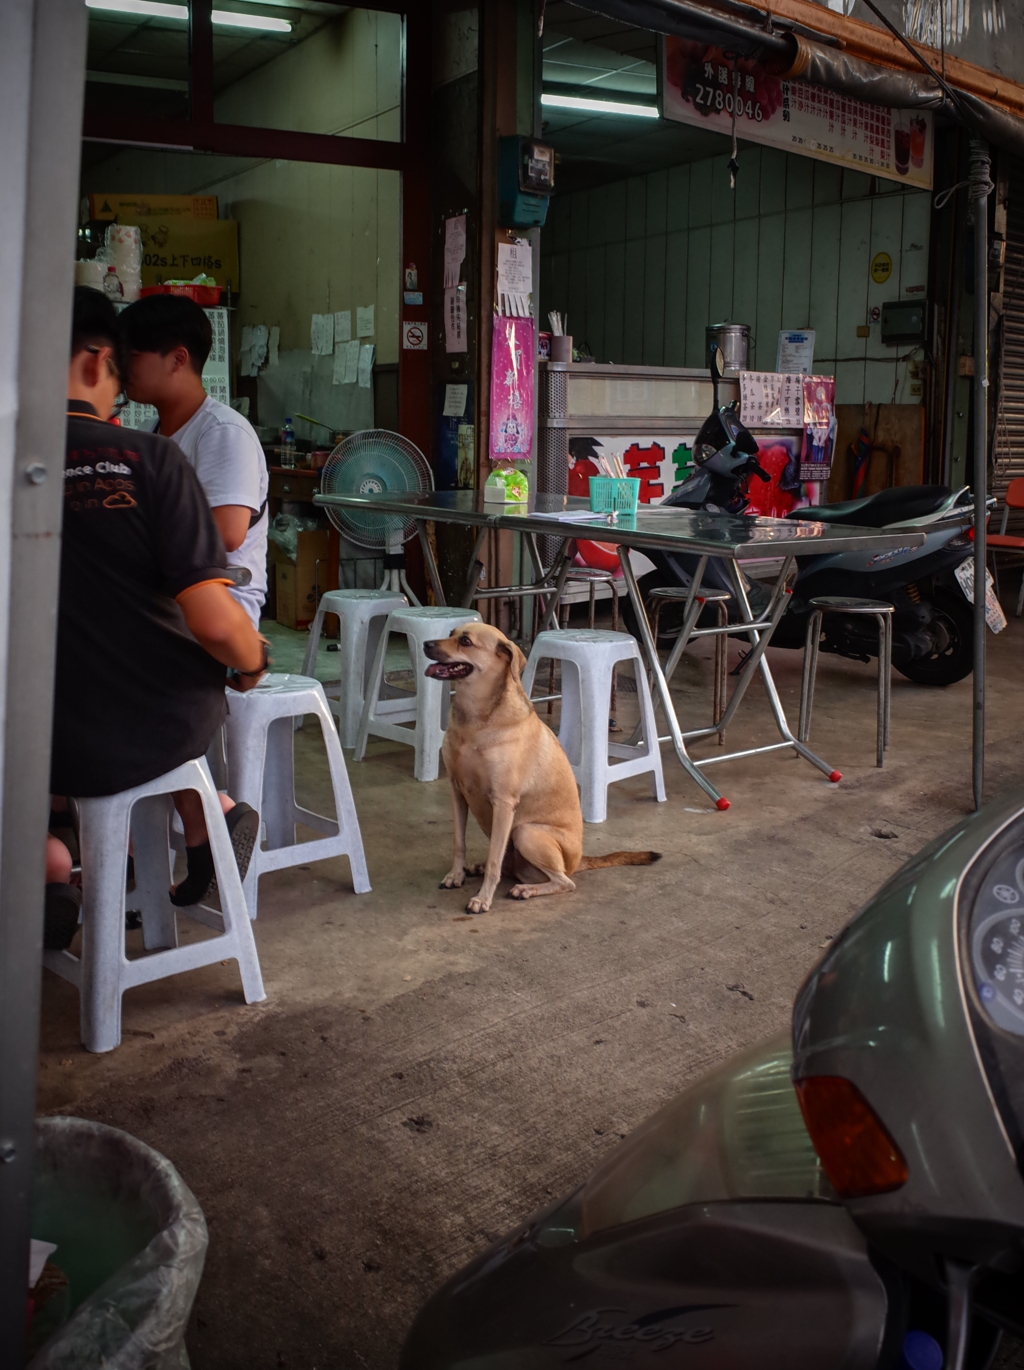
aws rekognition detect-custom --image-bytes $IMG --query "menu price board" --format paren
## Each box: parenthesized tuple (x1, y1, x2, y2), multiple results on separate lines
(661, 36, 933, 190)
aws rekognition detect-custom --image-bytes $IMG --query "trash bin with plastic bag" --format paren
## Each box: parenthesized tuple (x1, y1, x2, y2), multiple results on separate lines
(25, 1116, 207, 1369)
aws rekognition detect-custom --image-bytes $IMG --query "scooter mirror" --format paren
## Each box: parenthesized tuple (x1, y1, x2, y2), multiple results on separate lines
(708, 343, 725, 382)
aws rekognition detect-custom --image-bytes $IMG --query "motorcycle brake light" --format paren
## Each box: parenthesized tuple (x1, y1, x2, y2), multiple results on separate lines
(794, 1075, 908, 1199)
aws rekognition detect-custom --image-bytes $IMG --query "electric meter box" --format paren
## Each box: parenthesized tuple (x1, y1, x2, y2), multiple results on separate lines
(498, 136, 554, 229)
(881, 299, 926, 345)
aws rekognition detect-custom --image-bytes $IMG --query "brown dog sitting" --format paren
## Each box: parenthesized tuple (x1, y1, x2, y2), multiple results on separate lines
(424, 622, 660, 914)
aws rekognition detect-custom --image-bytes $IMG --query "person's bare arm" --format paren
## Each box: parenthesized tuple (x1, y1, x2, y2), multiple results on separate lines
(176, 581, 267, 686)
(211, 504, 252, 553)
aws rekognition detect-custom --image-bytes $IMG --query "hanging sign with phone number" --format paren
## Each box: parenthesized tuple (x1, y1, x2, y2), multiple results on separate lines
(661, 36, 933, 190)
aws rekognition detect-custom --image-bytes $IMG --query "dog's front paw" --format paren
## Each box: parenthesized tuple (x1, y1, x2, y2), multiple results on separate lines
(466, 895, 490, 914)
(467, 862, 486, 876)
(508, 883, 534, 900)
(439, 868, 465, 889)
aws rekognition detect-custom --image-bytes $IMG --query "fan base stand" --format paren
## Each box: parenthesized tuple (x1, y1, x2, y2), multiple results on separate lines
(382, 566, 421, 607)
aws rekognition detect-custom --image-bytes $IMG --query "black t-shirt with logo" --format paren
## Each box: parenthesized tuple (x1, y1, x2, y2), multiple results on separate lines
(52, 401, 230, 797)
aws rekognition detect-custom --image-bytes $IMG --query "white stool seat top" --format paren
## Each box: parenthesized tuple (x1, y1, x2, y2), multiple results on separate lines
(254, 672, 321, 693)
(320, 588, 406, 601)
(536, 628, 633, 645)
(389, 605, 480, 620)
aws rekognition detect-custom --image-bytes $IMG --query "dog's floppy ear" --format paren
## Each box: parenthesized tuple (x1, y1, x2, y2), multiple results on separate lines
(495, 637, 528, 682)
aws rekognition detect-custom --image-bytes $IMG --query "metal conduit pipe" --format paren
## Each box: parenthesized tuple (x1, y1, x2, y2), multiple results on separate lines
(971, 139, 993, 811)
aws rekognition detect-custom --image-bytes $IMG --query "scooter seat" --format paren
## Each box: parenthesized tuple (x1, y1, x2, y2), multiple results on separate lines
(793, 484, 951, 529)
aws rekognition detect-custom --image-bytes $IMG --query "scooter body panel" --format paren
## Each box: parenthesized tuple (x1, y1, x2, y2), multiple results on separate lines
(401, 1198, 889, 1369)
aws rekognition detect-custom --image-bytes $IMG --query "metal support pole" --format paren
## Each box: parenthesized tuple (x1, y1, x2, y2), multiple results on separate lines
(971, 139, 993, 812)
(0, 1, 88, 1361)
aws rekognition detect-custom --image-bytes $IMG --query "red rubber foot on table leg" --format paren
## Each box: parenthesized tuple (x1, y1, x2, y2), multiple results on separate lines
(829, 770, 843, 783)
(715, 797, 731, 811)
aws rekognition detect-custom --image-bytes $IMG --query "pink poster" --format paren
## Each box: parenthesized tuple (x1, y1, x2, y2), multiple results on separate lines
(489, 316, 534, 459)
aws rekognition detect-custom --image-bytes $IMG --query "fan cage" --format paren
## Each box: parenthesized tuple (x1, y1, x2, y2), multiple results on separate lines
(319, 429, 433, 551)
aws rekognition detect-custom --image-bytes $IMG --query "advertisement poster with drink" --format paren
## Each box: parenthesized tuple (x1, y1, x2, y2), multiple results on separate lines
(661, 36, 933, 190)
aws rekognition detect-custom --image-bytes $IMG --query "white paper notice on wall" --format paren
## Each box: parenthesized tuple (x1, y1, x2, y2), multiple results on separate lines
(358, 343, 375, 389)
(249, 324, 269, 376)
(776, 329, 815, 375)
(268, 325, 280, 368)
(403, 321, 428, 351)
(739, 371, 805, 427)
(496, 242, 532, 317)
(443, 383, 468, 418)
(444, 285, 467, 353)
(334, 309, 352, 343)
(357, 305, 375, 338)
(239, 323, 253, 379)
(444, 214, 466, 288)
(311, 312, 334, 356)
(342, 338, 361, 384)
(332, 341, 346, 386)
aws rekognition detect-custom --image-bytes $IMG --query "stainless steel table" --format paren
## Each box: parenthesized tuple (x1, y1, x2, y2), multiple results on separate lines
(314, 489, 925, 808)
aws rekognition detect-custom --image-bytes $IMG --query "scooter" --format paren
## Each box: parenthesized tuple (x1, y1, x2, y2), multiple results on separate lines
(621, 344, 978, 687)
(401, 786, 1024, 1368)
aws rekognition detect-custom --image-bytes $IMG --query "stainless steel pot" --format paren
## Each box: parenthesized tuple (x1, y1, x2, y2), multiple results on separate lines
(706, 322, 751, 373)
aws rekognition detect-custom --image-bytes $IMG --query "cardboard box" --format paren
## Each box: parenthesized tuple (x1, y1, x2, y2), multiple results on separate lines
(136, 219, 240, 293)
(89, 194, 217, 221)
(270, 531, 331, 630)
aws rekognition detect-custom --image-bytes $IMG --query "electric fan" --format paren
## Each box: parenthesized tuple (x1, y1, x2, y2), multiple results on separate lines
(319, 429, 433, 604)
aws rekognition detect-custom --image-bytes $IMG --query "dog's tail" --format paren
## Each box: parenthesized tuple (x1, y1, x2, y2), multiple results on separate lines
(577, 850, 662, 870)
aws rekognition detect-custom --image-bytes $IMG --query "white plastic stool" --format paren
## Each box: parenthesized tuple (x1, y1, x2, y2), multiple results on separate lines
(354, 606, 483, 782)
(44, 757, 266, 1053)
(300, 589, 408, 746)
(523, 628, 666, 823)
(224, 673, 370, 917)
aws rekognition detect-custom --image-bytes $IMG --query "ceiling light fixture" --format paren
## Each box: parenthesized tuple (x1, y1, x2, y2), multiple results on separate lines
(541, 92, 658, 118)
(85, 0, 292, 33)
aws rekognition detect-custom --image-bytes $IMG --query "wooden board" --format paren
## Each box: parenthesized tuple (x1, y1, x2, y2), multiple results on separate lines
(827, 403, 925, 501)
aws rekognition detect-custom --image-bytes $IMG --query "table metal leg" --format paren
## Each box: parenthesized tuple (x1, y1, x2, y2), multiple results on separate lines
(798, 609, 823, 743)
(459, 525, 490, 609)
(538, 540, 575, 632)
(727, 565, 841, 782)
(616, 545, 729, 809)
(415, 519, 447, 607)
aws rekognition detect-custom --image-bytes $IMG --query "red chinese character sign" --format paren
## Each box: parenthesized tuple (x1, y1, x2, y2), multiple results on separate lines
(489, 317, 534, 458)
(661, 37, 933, 189)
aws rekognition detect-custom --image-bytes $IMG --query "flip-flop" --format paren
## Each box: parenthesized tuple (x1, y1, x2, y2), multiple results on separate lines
(169, 802, 260, 907)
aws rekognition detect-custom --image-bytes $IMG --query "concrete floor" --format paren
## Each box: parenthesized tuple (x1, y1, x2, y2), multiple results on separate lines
(36, 604, 1024, 1368)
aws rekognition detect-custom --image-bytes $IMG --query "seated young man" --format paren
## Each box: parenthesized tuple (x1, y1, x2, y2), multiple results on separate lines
(118, 294, 269, 629)
(52, 287, 268, 920)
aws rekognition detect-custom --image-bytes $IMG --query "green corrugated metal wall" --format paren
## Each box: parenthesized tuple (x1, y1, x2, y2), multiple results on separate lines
(540, 145, 931, 407)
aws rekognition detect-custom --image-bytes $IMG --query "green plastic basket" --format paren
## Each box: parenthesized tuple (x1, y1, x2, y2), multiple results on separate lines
(588, 476, 640, 514)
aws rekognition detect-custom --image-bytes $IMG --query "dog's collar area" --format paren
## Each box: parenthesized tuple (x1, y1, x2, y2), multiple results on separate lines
(425, 662, 474, 680)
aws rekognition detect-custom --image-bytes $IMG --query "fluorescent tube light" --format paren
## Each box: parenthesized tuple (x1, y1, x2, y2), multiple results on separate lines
(212, 8, 291, 29)
(541, 92, 658, 118)
(85, 0, 291, 32)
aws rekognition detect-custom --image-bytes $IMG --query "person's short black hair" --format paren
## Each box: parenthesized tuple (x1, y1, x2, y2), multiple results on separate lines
(118, 294, 212, 375)
(71, 286, 125, 378)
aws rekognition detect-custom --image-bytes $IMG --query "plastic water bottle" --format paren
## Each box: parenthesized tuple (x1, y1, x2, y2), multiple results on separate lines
(281, 417, 296, 470)
(102, 265, 123, 301)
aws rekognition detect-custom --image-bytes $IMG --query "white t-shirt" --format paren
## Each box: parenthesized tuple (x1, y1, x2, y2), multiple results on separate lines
(169, 397, 269, 627)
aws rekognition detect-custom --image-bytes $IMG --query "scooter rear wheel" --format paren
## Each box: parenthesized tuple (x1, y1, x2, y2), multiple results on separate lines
(893, 588, 974, 686)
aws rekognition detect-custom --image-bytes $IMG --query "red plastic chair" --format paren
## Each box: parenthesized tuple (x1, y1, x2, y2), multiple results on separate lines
(987, 477, 1024, 616)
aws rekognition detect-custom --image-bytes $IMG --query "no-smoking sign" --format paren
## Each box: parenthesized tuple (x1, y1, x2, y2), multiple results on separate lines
(403, 321, 428, 350)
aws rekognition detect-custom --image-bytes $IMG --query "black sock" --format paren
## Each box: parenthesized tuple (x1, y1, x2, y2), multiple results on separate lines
(169, 842, 215, 907)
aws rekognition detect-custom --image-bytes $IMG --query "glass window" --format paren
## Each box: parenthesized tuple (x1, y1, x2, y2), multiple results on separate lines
(79, 146, 399, 441)
(85, 1, 190, 121)
(213, 6, 401, 141)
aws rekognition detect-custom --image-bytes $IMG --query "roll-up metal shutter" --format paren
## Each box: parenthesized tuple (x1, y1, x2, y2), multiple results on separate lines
(992, 161, 1024, 528)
